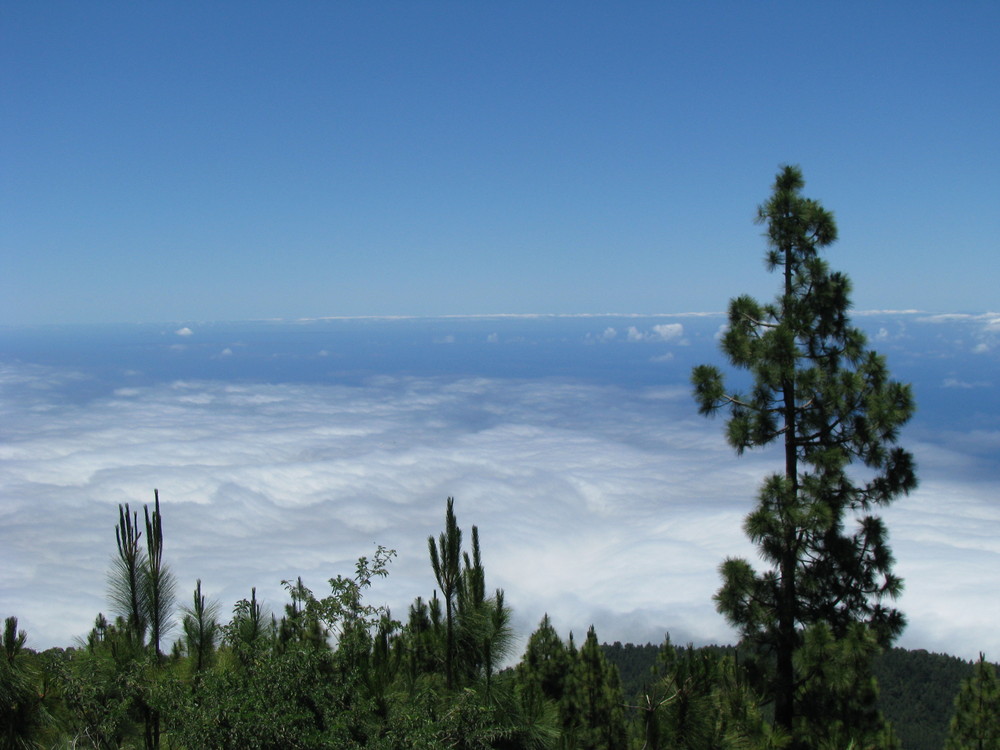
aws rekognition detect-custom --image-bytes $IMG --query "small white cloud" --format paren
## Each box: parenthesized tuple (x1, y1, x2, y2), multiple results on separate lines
(169, 344, 186, 352)
(973, 343, 991, 354)
(875, 328, 890, 342)
(220, 348, 233, 357)
(176, 327, 194, 337)
(652, 323, 684, 341)
(487, 333, 499, 344)
(585, 327, 618, 344)
(651, 353, 674, 363)
(626, 324, 684, 343)
(318, 350, 329, 357)
(434, 335, 456, 344)
(943, 378, 991, 389)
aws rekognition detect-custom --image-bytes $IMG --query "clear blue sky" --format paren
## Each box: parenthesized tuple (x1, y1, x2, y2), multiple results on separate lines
(3, 2, 997, 324)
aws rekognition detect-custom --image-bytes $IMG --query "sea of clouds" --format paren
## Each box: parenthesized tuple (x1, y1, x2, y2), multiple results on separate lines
(1, 313, 997, 661)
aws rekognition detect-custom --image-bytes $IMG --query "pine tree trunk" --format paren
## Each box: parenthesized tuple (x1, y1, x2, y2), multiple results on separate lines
(445, 597, 454, 690)
(775, 243, 799, 741)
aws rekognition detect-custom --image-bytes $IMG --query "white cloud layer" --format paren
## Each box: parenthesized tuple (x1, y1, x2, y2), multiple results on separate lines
(0, 361, 997, 661)
(918, 312, 1000, 353)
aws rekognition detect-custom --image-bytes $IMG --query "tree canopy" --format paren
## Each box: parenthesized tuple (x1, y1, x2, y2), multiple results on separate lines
(692, 165, 917, 748)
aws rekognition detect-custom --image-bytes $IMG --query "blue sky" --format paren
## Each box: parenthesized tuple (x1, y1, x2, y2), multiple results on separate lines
(3, 2, 998, 324)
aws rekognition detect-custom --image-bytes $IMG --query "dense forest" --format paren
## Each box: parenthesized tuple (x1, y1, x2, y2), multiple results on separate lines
(5, 168, 999, 748)
(601, 642, 996, 750)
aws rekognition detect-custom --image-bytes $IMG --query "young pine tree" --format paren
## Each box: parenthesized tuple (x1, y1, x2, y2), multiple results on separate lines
(110, 503, 148, 646)
(945, 653, 1000, 750)
(428, 497, 462, 690)
(107, 494, 176, 750)
(1, 617, 50, 749)
(181, 579, 220, 673)
(692, 166, 917, 747)
(518, 615, 572, 707)
(455, 525, 514, 692)
(142, 490, 176, 661)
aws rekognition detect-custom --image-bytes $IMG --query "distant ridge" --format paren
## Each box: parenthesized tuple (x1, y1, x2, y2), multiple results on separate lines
(601, 642, 988, 750)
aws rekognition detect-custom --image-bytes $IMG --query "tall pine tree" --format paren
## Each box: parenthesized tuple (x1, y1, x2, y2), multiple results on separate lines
(570, 626, 628, 750)
(692, 165, 917, 747)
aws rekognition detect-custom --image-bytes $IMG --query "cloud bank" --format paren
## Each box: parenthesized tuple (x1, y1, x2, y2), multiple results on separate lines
(1, 316, 997, 661)
(0, 368, 753, 650)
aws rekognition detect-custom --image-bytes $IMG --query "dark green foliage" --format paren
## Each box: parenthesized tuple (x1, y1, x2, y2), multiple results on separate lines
(58, 615, 152, 749)
(516, 618, 626, 750)
(642, 639, 728, 749)
(946, 653, 1000, 750)
(692, 165, 917, 747)
(402, 596, 440, 690)
(31, 489, 994, 749)
(156, 517, 554, 750)
(517, 616, 581, 748)
(791, 622, 896, 749)
(103, 493, 178, 749)
(455, 526, 514, 693)
(419, 499, 514, 696)
(429, 497, 463, 690)
(163, 643, 356, 750)
(614, 637, 782, 750)
(518, 615, 573, 707)
(109, 492, 177, 660)
(601, 641, 662, 700)
(181, 579, 220, 673)
(111, 503, 148, 645)
(164, 552, 400, 749)
(140, 491, 175, 750)
(605, 641, 991, 750)
(277, 577, 331, 655)
(223, 587, 274, 661)
(2, 618, 27, 664)
(368, 672, 558, 750)
(1, 617, 50, 750)
(143, 490, 176, 660)
(570, 626, 628, 750)
(874, 647, 979, 750)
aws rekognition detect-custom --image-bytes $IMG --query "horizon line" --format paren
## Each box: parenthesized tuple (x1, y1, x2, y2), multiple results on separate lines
(3, 309, 949, 328)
